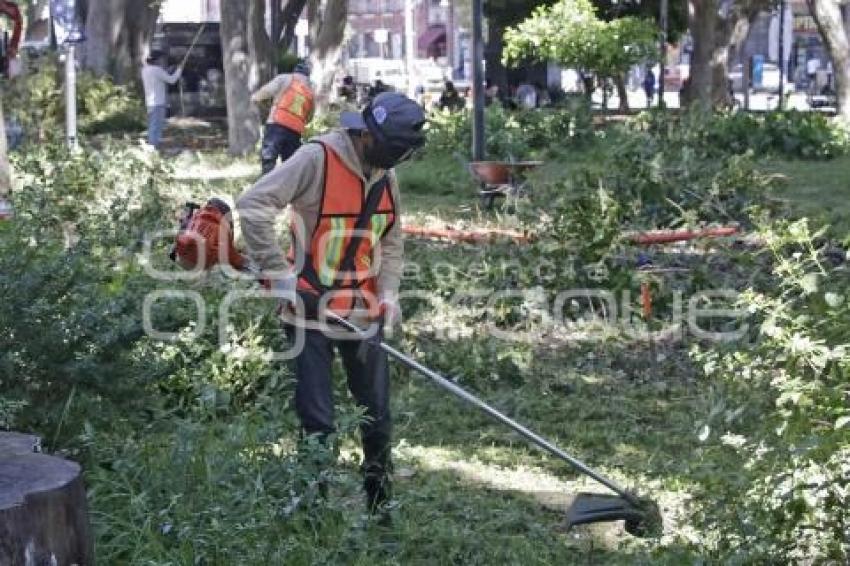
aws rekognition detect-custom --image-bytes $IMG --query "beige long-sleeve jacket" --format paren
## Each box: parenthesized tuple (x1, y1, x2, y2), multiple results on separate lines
(235, 129, 404, 302)
(251, 72, 315, 125)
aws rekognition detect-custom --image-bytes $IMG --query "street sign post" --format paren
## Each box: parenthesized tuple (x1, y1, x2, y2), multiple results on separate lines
(51, 0, 85, 150)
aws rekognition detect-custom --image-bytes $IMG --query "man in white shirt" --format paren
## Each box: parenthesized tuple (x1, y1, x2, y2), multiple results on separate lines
(141, 51, 182, 150)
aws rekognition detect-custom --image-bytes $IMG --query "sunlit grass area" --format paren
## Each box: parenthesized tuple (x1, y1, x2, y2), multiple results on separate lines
(767, 154, 850, 236)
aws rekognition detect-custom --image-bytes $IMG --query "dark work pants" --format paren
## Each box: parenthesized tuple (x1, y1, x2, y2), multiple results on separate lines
(261, 123, 302, 175)
(290, 327, 392, 473)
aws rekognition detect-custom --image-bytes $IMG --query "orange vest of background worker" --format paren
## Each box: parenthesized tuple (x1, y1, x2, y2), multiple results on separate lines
(251, 60, 316, 175)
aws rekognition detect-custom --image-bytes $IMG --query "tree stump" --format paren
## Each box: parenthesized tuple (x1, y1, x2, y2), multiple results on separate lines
(0, 432, 93, 566)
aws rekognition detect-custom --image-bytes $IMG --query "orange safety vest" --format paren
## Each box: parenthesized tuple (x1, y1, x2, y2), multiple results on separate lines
(273, 76, 314, 134)
(288, 142, 396, 318)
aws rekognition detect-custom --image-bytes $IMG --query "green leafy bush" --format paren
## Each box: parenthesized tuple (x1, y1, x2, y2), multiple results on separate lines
(5, 54, 62, 143)
(691, 219, 850, 562)
(548, 119, 778, 229)
(424, 104, 593, 160)
(637, 110, 850, 159)
(0, 144, 172, 420)
(5, 55, 145, 143)
(77, 72, 146, 135)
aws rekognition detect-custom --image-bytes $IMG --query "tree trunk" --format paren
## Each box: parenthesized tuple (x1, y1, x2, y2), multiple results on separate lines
(117, 0, 160, 83)
(24, 0, 50, 41)
(687, 0, 719, 110)
(249, 0, 275, 87)
(808, 0, 850, 121)
(308, 0, 349, 112)
(485, 22, 508, 94)
(81, 0, 117, 76)
(307, 0, 321, 46)
(614, 74, 629, 111)
(280, 0, 309, 54)
(0, 92, 10, 199)
(220, 0, 264, 155)
(0, 432, 94, 566)
(688, 0, 767, 110)
(81, 0, 160, 82)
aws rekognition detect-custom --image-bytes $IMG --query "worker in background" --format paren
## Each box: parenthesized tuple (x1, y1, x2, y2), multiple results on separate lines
(141, 50, 182, 150)
(338, 75, 358, 110)
(437, 81, 464, 112)
(251, 60, 315, 175)
(642, 68, 656, 108)
(236, 92, 426, 517)
(367, 79, 389, 102)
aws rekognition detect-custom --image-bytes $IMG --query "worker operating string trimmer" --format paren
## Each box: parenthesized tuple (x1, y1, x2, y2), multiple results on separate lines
(172, 93, 661, 533)
(238, 93, 422, 515)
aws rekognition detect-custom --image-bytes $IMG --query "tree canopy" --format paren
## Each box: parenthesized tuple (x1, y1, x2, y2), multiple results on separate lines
(502, 0, 658, 79)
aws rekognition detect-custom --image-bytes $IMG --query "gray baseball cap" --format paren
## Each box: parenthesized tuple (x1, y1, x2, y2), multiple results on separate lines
(340, 92, 426, 150)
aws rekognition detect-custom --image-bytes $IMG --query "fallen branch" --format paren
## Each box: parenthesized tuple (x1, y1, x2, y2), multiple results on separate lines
(626, 226, 739, 246)
(403, 225, 532, 244)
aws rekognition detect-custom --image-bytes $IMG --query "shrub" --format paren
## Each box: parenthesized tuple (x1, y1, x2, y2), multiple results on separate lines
(636, 110, 850, 159)
(0, 144, 169, 419)
(423, 103, 593, 160)
(691, 219, 850, 562)
(5, 55, 145, 144)
(77, 72, 146, 135)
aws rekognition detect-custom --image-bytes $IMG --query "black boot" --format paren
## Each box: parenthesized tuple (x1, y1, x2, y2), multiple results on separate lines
(363, 463, 392, 515)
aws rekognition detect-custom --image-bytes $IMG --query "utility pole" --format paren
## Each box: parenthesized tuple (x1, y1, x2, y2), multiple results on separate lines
(65, 43, 77, 150)
(658, 0, 668, 109)
(778, 0, 786, 109)
(405, 0, 416, 99)
(472, 0, 484, 161)
(446, 0, 454, 79)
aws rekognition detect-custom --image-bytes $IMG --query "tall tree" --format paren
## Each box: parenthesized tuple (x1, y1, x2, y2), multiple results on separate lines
(24, 0, 50, 41)
(307, 0, 348, 112)
(278, 0, 309, 55)
(220, 0, 274, 155)
(807, 0, 850, 121)
(683, 0, 771, 110)
(0, 92, 10, 201)
(503, 0, 658, 110)
(79, 0, 160, 83)
(485, 0, 555, 92)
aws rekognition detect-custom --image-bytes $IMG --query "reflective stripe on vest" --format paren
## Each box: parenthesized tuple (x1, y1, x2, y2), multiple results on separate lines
(273, 77, 314, 134)
(288, 142, 396, 317)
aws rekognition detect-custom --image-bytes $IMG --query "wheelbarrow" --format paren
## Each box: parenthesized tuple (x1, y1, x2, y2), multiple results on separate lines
(469, 160, 543, 209)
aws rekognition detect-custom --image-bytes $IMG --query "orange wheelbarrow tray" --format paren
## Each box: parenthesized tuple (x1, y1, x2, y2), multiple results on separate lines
(468, 160, 544, 208)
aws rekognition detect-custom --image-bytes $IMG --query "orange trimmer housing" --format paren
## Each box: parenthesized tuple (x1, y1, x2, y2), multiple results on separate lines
(172, 198, 246, 271)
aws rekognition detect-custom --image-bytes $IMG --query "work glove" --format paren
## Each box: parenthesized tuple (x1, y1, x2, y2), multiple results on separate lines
(269, 274, 297, 314)
(378, 292, 402, 337)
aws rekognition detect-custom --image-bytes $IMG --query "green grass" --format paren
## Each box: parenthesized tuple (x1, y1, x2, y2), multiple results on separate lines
(10, 126, 847, 564)
(766, 155, 850, 236)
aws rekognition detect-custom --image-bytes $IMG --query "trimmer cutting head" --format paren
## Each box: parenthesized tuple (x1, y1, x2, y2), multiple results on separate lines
(565, 493, 662, 538)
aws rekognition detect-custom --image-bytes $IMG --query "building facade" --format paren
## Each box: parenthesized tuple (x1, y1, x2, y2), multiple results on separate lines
(347, 0, 468, 78)
(160, 0, 220, 23)
(735, 1, 850, 88)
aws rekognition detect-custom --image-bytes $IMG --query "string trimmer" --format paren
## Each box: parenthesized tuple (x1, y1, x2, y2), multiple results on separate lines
(170, 198, 663, 536)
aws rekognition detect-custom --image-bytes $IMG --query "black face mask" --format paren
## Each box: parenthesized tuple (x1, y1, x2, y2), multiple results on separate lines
(364, 140, 415, 170)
